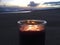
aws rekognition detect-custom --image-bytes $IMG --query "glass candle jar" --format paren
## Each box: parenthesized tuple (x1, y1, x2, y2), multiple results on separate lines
(17, 20, 47, 45)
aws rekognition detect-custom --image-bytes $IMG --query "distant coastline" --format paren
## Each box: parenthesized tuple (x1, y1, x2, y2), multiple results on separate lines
(0, 11, 31, 14)
(0, 5, 60, 14)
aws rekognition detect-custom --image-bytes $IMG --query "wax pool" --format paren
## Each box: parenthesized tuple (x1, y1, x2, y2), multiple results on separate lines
(19, 24, 45, 45)
(19, 30, 45, 45)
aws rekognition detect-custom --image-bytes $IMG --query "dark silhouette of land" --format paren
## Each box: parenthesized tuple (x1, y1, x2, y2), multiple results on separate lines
(0, 8, 60, 45)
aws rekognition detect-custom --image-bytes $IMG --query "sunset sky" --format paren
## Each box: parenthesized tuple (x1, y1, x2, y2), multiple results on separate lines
(0, 0, 60, 7)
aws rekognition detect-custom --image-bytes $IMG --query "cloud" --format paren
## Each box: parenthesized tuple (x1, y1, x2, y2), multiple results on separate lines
(28, 1, 39, 7)
(44, 1, 60, 5)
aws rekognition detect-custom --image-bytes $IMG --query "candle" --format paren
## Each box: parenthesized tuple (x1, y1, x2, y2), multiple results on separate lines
(17, 20, 47, 45)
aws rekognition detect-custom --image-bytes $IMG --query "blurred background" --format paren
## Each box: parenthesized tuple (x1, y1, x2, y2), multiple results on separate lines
(0, 0, 60, 12)
(0, 0, 60, 45)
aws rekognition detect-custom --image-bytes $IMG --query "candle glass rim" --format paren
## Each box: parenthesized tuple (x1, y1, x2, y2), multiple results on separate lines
(17, 20, 47, 25)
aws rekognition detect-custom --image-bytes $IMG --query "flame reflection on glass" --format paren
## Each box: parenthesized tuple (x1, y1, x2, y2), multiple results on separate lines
(17, 20, 47, 32)
(20, 24, 45, 31)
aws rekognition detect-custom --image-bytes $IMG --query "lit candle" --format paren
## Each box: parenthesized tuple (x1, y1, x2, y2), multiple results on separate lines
(17, 20, 47, 45)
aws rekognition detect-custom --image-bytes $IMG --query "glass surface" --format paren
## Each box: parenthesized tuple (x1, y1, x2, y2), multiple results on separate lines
(17, 20, 47, 32)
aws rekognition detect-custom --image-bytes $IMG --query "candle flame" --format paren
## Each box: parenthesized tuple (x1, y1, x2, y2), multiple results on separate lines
(20, 24, 45, 31)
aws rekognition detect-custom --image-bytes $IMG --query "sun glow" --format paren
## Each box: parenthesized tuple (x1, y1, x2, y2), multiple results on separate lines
(8, 0, 45, 7)
(8, 0, 29, 7)
(1, 0, 60, 7)
(0, 0, 60, 7)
